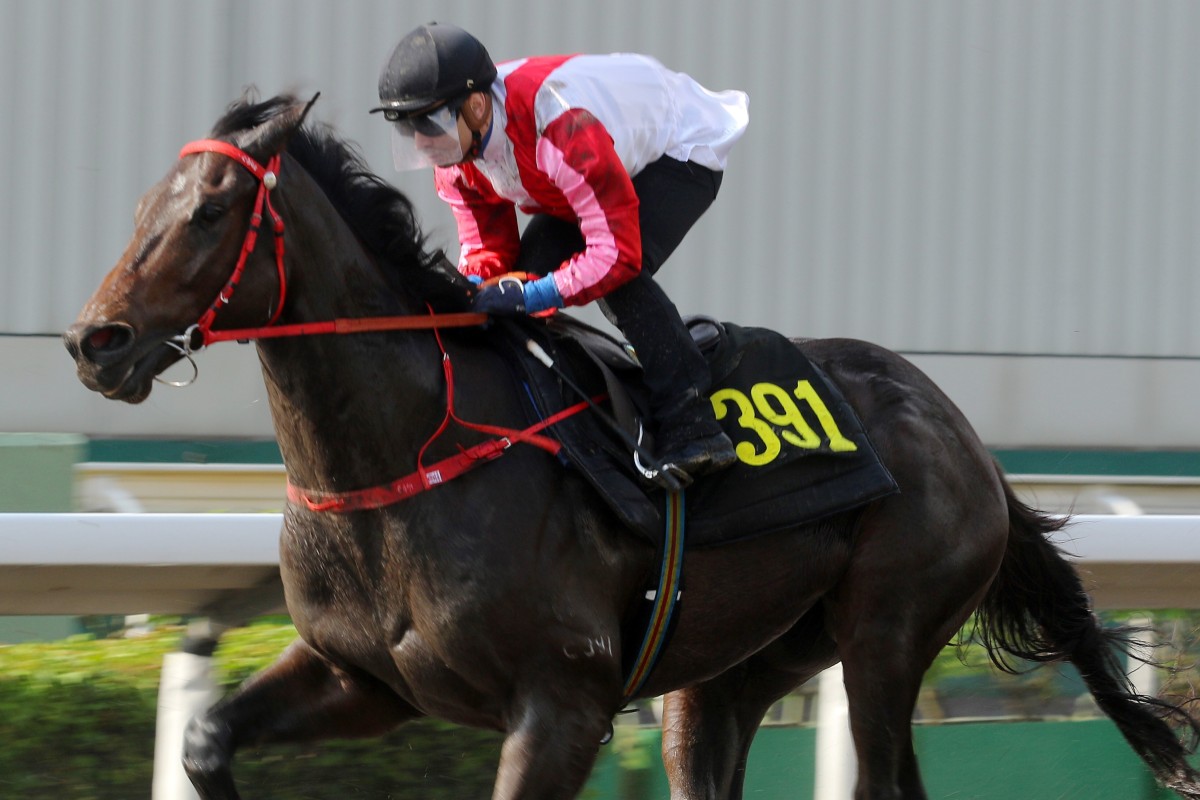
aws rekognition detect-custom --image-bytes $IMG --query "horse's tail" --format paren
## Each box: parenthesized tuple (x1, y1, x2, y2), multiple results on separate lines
(974, 478, 1200, 798)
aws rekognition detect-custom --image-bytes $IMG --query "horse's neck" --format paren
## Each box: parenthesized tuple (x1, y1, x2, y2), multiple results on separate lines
(253, 201, 447, 494)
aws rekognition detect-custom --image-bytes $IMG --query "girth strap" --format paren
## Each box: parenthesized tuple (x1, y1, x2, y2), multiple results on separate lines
(621, 490, 686, 700)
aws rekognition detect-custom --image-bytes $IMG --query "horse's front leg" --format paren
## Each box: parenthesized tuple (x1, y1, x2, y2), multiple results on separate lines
(491, 693, 615, 800)
(183, 637, 421, 800)
(490, 637, 623, 800)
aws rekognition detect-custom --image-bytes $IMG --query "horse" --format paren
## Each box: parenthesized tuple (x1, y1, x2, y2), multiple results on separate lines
(64, 93, 1200, 800)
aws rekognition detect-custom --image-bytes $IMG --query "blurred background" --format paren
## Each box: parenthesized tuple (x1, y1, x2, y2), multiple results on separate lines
(4, 1, 1200, 798)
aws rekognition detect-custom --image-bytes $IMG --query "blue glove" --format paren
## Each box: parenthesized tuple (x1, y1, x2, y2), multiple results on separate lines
(471, 275, 563, 316)
(471, 280, 527, 316)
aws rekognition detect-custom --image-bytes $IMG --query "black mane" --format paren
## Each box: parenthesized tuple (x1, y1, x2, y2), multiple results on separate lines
(211, 93, 470, 311)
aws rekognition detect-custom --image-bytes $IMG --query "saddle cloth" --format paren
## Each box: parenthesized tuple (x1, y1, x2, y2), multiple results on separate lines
(496, 315, 899, 548)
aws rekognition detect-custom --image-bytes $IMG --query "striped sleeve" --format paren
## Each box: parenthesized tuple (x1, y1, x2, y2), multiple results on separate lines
(434, 165, 520, 280)
(535, 109, 642, 306)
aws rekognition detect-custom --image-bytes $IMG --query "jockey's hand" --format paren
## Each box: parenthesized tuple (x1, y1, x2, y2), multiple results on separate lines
(471, 275, 563, 316)
(471, 280, 527, 316)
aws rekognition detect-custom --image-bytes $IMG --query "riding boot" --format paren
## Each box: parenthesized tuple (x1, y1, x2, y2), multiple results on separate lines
(599, 271, 736, 482)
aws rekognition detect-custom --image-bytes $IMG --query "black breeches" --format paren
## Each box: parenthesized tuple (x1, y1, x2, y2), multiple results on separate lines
(514, 156, 722, 417)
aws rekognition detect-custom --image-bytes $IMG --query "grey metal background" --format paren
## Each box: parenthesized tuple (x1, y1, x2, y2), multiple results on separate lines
(4, 0, 1199, 446)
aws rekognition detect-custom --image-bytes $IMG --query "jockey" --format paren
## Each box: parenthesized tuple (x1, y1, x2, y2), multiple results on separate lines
(371, 22, 749, 484)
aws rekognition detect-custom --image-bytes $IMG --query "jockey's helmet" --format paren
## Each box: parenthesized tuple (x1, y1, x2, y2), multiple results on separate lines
(371, 22, 496, 120)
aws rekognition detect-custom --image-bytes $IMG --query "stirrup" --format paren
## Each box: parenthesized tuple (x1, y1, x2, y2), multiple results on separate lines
(632, 423, 693, 490)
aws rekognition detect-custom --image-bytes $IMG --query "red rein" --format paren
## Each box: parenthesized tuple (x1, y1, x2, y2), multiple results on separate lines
(176, 140, 583, 512)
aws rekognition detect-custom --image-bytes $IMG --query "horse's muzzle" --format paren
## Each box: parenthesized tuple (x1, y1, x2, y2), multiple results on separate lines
(63, 321, 162, 403)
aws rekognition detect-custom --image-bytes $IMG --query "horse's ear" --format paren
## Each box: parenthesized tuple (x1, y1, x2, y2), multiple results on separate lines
(243, 92, 321, 162)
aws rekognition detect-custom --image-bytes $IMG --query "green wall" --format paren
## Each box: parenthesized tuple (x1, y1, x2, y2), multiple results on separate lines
(0, 433, 87, 643)
(0, 433, 83, 511)
(585, 719, 1183, 799)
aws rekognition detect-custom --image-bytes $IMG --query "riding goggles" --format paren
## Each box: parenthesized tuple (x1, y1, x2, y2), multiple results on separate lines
(386, 105, 464, 171)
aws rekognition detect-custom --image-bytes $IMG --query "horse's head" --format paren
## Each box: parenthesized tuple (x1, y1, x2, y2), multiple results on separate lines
(64, 95, 316, 403)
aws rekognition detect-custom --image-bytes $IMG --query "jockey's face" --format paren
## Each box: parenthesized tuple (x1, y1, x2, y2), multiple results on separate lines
(388, 104, 464, 170)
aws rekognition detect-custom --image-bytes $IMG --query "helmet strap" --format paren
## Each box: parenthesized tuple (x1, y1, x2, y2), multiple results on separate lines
(461, 93, 493, 160)
(465, 128, 484, 160)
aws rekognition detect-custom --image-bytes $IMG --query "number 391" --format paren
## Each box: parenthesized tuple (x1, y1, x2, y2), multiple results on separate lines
(710, 380, 858, 467)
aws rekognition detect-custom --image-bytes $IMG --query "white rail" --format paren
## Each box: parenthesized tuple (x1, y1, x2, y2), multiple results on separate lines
(0, 513, 283, 617)
(3, 512, 1199, 614)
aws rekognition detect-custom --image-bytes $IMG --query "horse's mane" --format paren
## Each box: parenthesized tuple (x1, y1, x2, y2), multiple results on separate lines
(211, 92, 470, 311)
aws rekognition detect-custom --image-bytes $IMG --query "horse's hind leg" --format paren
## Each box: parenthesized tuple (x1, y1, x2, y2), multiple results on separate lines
(834, 500, 1007, 799)
(662, 617, 934, 800)
(838, 639, 928, 798)
(661, 610, 838, 800)
(183, 638, 420, 800)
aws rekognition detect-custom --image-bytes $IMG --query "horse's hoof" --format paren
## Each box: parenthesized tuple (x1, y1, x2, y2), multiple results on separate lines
(182, 715, 240, 799)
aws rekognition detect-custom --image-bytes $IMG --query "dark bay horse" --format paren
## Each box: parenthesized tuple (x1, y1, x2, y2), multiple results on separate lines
(65, 94, 1200, 799)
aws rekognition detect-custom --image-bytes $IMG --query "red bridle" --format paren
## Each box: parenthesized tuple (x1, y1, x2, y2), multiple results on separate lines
(178, 139, 288, 346)
(175, 139, 486, 350)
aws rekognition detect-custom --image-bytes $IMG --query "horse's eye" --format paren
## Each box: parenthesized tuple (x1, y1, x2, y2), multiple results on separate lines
(193, 202, 225, 225)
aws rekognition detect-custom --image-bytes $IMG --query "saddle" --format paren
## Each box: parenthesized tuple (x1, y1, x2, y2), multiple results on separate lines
(494, 314, 899, 548)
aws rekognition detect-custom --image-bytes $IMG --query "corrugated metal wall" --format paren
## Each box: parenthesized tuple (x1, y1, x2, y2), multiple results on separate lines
(6, 0, 1200, 360)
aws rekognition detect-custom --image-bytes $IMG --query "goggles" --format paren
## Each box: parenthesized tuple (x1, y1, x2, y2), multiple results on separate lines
(386, 104, 464, 171)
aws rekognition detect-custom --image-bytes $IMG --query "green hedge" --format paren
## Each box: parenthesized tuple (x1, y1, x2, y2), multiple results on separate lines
(0, 622, 502, 799)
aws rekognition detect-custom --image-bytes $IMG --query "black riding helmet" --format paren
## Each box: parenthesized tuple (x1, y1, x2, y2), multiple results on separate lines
(371, 22, 497, 119)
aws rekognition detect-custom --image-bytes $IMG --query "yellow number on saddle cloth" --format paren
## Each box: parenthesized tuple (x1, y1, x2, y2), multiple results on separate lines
(709, 387, 780, 466)
(710, 379, 858, 468)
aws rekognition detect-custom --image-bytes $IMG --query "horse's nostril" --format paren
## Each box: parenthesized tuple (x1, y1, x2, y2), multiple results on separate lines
(88, 327, 117, 350)
(78, 324, 134, 361)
